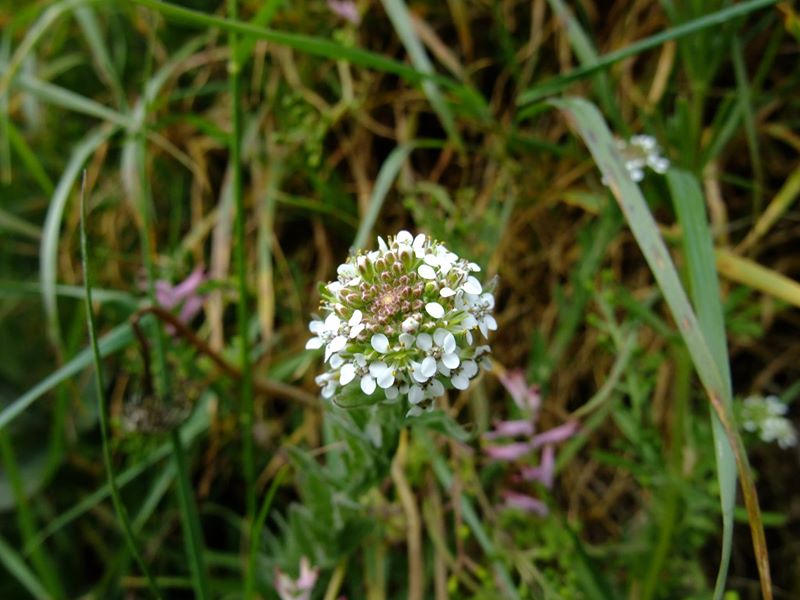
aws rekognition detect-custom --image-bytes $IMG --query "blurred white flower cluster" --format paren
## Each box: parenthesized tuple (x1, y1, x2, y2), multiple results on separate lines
(741, 394, 797, 449)
(608, 134, 670, 183)
(307, 231, 495, 415)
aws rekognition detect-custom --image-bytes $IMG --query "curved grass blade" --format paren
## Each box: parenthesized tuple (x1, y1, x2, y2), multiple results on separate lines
(80, 173, 163, 598)
(715, 247, 800, 309)
(667, 168, 735, 600)
(41, 124, 118, 349)
(553, 97, 772, 600)
(351, 140, 442, 252)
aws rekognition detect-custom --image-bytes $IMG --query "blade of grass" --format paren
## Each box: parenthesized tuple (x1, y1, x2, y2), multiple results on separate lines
(74, 5, 127, 110)
(0, 207, 41, 240)
(24, 401, 209, 555)
(227, 1, 257, 594)
(41, 124, 118, 350)
(0, 431, 64, 598)
(0, 321, 132, 433)
(245, 466, 288, 598)
(553, 97, 771, 600)
(128, 0, 459, 91)
(351, 140, 442, 251)
(6, 119, 55, 195)
(517, 0, 779, 110)
(380, 0, 463, 149)
(0, 534, 49, 600)
(80, 172, 163, 599)
(715, 247, 800, 309)
(731, 37, 763, 215)
(667, 168, 736, 600)
(738, 165, 800, 253)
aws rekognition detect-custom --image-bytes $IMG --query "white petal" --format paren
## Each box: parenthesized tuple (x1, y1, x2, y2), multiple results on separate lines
(327, 281, 342, 294)
(442, 352, 460, 369)
(329, 353, 344, 369)
(329, 335, 347, 353)
(442, 332, 456, 353)
(416, 333, 432, 351)
(485, 315, 498, 331)
(349, 310, 363, 326)
(349, 323, 365, 338)
(437, 363, 451, 377)
(424, 253, 439, 266)
(309, 320, 324, 333)
(429, 380, 445, 397)
(361, 375, 377, 395)
(461, 360, 478, 378)
(396, 230, 413, 245)
(324, 313, 341, 331)
(399, 332, 415, 348)
(369, 361, 389, 377)
(418, 264, 436, 280)
(337, 263, 356, 277)
(462, 314, 478, 329)
(354, 353, 367, 367)
(412, 364, 429, 383)
(385, 386, 399, 401)
(433, 328, 448, 346)
(378, 236, 388, 251)
(480, 293, 495, 309)
(462, 276, 482, 295)
(406, 405, 423, 417)
(409, 385, 424, 404)
(421, 356, 437, 378)
(413, 233, 426, 249)
(440, 287, 456, 297)
(479, 321, 488, 337)
(371, 333, 389, 353)
(425, 302, 445, 319)
(340, 364, 356, 385)
(321, 383, 336, 399)
(452, 374, 469, 390)
(376, 370, 395, 389)
(305, 337, 323, 349)
(468, 262, 481, 272)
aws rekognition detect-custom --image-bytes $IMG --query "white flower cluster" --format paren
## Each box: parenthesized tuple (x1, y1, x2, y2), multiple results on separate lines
(741, 395, 797, 449)
(307, 231, 495, 416)
(608, 134, 670, 183)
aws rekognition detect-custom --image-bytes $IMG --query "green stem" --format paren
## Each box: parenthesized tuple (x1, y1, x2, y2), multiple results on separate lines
(227, 0, 257, 579)
(80, 175, 163, 599)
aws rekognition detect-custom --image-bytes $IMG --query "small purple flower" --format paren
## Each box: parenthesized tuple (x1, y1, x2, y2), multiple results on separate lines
(501, 490, 549, 516)
(275, 556, 319, 600)
(498, 369, 540, 412)
(485, 369, 578, 516)
(154, 267, 206, 329)
(327, 0, 360, 25)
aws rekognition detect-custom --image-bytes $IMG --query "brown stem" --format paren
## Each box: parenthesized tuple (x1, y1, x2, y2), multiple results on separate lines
(130, 305, 319, 409)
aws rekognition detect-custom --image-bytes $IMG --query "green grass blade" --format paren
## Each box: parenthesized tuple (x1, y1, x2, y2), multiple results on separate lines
(351, 140, 442, 251)
(380, 0, 463, 149)
(667, 168, 736, 600)
(245, 466, 288, 598)
(128, 0, 457, 90)
(731, 37, 763, 214)
(517, 0, 779, 109)
(0, 322, 132, 433)
(74, 5, 127, 110)
(40, 124, 118, 349)
(24, 404, 209, 555)
(553, 97, 772, 599)
(0, 207, 41, 240)
(80, 174, 163, 599)
(0, 534, 49, 600)
(7, 119, 55, 195)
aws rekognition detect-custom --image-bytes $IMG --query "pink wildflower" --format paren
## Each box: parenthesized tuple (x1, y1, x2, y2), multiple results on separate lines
(327, 0, 361, 25)
(498, 369, 540, 412)
(153, 266, 206, 329)
(501, 490, 549, 516)
(275, 556, 319, 600)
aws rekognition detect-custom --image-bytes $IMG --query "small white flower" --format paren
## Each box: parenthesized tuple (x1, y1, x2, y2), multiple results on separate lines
(417, 329, 460, 375)
(461, 276, 482, 295)
(409, 378, 445, 405)
(348, 309, 365, 338)
(441, 359, 479, 390)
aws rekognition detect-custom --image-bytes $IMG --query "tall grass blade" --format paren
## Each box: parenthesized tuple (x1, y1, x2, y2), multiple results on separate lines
(553, 97, 772, 600)
(667, 168, 735, 600)
(715, 248, 800, 309)
(41, 124, 118, 349)
(79, 172, 163, 599)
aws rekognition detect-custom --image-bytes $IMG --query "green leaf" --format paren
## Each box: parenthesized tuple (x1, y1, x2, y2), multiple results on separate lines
(553, 97, 771, 599)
